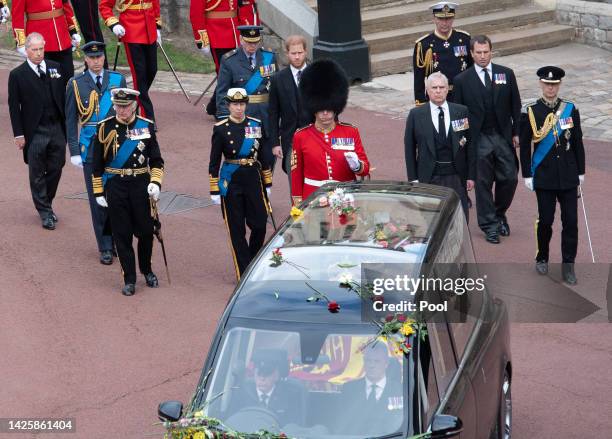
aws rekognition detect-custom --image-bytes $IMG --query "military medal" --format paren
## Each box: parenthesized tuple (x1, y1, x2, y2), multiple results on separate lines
(443, 41, 450, 48)
(461, 60, 467, 71)
(245, 126, 262, 138)
(494, 73, 507, 84)
(331, 137, 355, 151)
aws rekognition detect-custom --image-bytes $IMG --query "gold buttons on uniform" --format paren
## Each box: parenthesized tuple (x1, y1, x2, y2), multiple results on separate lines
(230, 140, 234, 144)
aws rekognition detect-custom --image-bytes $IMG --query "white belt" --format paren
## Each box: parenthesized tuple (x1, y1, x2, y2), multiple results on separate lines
(304, 177, 338, 187)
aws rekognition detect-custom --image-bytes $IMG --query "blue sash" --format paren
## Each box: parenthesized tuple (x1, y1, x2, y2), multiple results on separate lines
(102, 117, 149, 186)
(80, 72, 123, 161)
(244, 51, 274, 95)
(531, 102, 574, 177)
(219, 119, 261, 196)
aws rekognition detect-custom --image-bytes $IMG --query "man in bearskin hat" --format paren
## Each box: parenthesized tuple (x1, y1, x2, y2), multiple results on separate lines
(290, 59, 371, 206)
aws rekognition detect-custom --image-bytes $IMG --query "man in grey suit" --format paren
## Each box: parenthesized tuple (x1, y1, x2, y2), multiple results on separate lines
(404, 71, 475, 218)
(65, 41, 126, 264)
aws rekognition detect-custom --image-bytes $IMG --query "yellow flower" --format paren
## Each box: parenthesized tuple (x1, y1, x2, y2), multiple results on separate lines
(378, 335, 388, 343)
(375, 230, 387, 241)
(290, 206, 304, 220)
(192, 410, 204, 418)
(193, 432, 205, 439)
(400, 322, 415, 337)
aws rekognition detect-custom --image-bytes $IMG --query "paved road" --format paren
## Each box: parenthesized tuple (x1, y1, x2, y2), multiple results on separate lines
(1, 49, 611, 438)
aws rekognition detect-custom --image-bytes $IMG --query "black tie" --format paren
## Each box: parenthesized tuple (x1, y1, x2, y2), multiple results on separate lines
(438, 106, 447, 139)
(37, 65, 45, 80)
(96, 75, 102, 90)
(296, 69, 302, 85)
(249, 55, 255, 69)
(483, 68, 492, 89)
(367, 384, 378, 402)
(260, 394, 269, 407)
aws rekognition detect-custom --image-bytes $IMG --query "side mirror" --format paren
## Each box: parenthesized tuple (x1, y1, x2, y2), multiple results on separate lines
(429, 414, 463, 438)
(158, 400, 183, 422)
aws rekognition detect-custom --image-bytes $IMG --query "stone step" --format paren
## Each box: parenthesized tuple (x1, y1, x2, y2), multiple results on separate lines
(370, 24, 576, 77)
(366, 5, 556, 55)
(305, 0, 420, 12)
(361, 0, 529, 35)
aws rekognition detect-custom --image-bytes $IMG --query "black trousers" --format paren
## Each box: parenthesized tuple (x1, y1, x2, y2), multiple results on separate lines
(83, 162, 113, 252)
(72, 0, 108, 69)
(535, 187, 578, 263)
(124, 42, 157, 121)
(45, 48, 74, 87)
(220, 169, 268, 279)
(431, 173, 469, 221)
(206, 48, 235, 116)
(475, 132, 518, 234)
(27, 122, 66, 219)
(105, 175, 154, 284)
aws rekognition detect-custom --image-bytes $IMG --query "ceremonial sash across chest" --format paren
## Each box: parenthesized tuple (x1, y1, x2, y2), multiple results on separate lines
(530, 102, 574, 178)
(244, 51, 274, 95)
(219, 119, 261, 196)
(103, 118, 149, 186)
(79, 73, 123, 161)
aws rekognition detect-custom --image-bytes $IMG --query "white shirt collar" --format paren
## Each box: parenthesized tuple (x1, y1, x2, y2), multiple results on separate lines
(256, 386, 275, 400)
(88, 69, 105, 83)
(365, 376, 387, 399)
(429, 100, 449, 112)
(476, 62, 492, 75)
(27, 59, 46, 75)
(290, 63, 307, 84)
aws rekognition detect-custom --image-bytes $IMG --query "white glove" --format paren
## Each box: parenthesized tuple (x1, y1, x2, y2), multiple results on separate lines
(211, 195, 221, 205)
(200, 45, 211, 56)
(70, 155, 83, 168)
(113, 24, 126, 38)
(411, 180, 419, 183)
(524, 177, 534, 191)
(147, 183, 160, 200)
(344, 152, 361, 172)
(96, 196, 108, 207)
(266, 187, 271, 198)
(1, 6, 10, 19)
(71, 33, 82, 48)
(17, 46, 27, 58)
(157, 30, 162, 45)
(579, 174, 585, 184)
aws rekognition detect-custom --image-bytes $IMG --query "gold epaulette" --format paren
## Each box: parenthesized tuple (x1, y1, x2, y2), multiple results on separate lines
(97, 115, 114, 125)
(455, 28, 471, 36)
(415, 33, 430, 43)
(209, 175, 220, 193)
(521, 101, 536, 114)
(137, 115, 155, 124)
(295, 124, 313, 134)
(247, 116, 261, 123)
(338, 121, 356, 128)
(215, 118, 229, 126)
(150, 167, 164, 186)
(262, 169, 272, 185)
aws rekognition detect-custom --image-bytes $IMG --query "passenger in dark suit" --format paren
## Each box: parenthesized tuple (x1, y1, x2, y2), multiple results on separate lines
(268, 35, 312, 188)
(340, 343, 404, 436)
(8, 32, 67, 230)
(230, 350, 305, 427)
(453, 35, 521, 244)
(404, 71, 475, 218)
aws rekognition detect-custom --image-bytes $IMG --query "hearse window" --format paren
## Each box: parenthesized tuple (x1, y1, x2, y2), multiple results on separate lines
(200, 327, 408, 438)
(427, 322, 457, 397)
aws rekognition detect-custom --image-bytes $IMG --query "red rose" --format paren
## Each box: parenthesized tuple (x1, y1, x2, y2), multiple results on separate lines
(372, 295, 384, 303)
(273, 248, 282, 257)
(404, 342, 411, 350)
(385, 314, 394, 322)
(328, 301, 340, 313)
(397, 314, 406, 322)
(338, 214, 348, 225)
(279, 434, 287, 438)
(380, 241, 389, 248)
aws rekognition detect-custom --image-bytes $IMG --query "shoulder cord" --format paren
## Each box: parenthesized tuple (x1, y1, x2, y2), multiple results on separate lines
(415, 42, 434, 77)
(98, 123, 118, 160)
(72, 80, 99, 124)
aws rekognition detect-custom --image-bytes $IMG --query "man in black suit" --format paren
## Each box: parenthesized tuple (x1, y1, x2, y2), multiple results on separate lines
(8, 32, 67, 230)
(268, 35, 312, 190)
(230, 350, 304, 427)
(340, 343, 404, 436)
(404, 71, 475, 218)
(453, 35, 521, 244)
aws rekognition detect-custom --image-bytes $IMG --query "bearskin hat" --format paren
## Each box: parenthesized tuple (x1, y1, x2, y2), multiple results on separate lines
(299, 59, 349, 116)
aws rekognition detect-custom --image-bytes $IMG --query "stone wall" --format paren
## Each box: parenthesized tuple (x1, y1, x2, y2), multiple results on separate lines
(557, 0, 612, 51)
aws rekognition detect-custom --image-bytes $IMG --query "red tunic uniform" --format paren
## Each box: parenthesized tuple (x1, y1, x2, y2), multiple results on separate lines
(189, 0, 241, 51)
(291, 122, 370, 205)
(238, 0, 258, 25)
(99, 0, 161, 44)
(11, 0, 78, 52)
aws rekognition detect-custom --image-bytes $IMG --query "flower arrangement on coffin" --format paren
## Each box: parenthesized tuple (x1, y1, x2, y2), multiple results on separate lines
(372, 221, 416, 249)
(364, 313, 427, 356)
(161, 409, 290, 439)
(317, 188, 358, 225)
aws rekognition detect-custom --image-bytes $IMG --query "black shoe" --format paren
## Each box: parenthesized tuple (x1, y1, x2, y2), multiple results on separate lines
(50, 212, 58, 223)
(42, 216, 55, 230)
(206, 96, 217, 116)
(535, 260, 548, 275)
(485, 231, 500, 244)
(562, 263, 577, 285)
(498, 221, 510, 237)
(100, 250, 113, 265)
(122, 283, 136, 296)
(145, 272, 159, 288)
